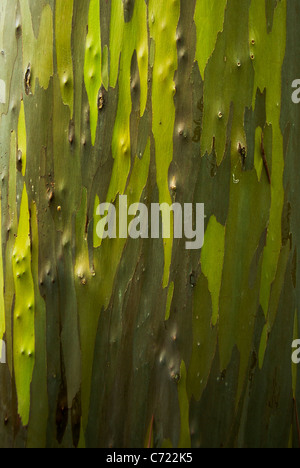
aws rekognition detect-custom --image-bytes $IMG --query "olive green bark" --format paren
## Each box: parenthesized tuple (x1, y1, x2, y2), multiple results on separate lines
(0, 0, 299, 448)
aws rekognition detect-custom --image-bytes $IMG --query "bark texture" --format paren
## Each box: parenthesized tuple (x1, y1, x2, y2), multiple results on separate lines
(0, 0, 299, 448)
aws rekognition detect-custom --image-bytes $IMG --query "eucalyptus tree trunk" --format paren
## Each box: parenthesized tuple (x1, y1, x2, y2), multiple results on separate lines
(0, 0, 299, 449)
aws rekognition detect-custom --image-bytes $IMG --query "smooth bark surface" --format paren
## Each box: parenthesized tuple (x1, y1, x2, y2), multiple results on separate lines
(0, 0, 299, 448)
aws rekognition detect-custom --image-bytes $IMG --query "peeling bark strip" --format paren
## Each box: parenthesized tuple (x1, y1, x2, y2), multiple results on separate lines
(24, 63, 31, 96)
(260, 133, 272, 185)
(0, 0, 299, 448)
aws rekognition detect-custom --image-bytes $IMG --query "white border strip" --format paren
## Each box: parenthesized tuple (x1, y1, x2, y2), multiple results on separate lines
(0, 79, 5, 104)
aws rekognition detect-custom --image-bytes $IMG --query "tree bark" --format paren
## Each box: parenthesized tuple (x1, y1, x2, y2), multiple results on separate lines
(0, 0, 299, 448)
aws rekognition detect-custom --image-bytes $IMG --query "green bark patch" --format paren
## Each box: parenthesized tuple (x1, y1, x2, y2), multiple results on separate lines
(17, 100, 26, 177)
(249, 0, 287, 319)
(218, 168, 270, 398)
(187, 273, 217, 402)
(201, 215, 225, 326)
(26, 202, 48, 448)
(4, 131, 18, 373)
(84, 0, 101, 145)
(194, 0, 227, 79)
(12, 184, 35, 426)
(19, 0, 53, 93)
(201, 0, 254, 165)
(149, 0, 180, 288)
(56, 0, 74, 118)
(108, 0, 148, 203)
